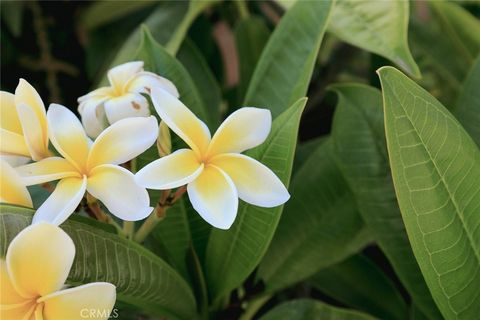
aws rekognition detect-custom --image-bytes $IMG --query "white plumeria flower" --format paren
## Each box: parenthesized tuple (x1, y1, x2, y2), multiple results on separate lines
(0, 160, 32, 208)
(78, 61, 179, 138)
(136, 88, 290, 229)
(1, 222, 116, 319)
(16, 104, 158, 225)
(0, 79, 51, 162)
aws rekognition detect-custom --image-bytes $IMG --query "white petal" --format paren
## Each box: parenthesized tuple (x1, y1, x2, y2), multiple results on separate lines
(187, 165, 238, 229)
(78, 98, 108, 138)
(40, 282, 116, 320)
(150, 87, 211, 155)
(87, 116, 158, 168)
(104, 93, 150, 124)
(87, 164, 152, 221)
(126, 71, 179, 97)
(15, 103, 50, 161)
(108, 61, 144, 90)
(15, 157, 80, 186)
(210, 153, 290, 207)
(136, 149, 203, 189)
(77, 86, 113, 104)
(207, 107, 271, 157)
(47, 104, 90, 171)
(32, 176, 87, 225)
(0, 155, 30, 167)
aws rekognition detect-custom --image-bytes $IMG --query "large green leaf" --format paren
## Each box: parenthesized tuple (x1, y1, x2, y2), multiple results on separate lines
(235, 15, 270, 103)
(0, 205, 196, 320)
(258, 139, 371, 292)
(328, 0, 419, 77)
(204, 98, 307, 301)
(330, 83, 441, 319)
(455, 55, 480, 147)
(309, 254, 407, 320)
(259, 299, 377, 320)
(135, 27, 212, 128)
(378, 66, 480, 320)
(244, 0, 333, 117)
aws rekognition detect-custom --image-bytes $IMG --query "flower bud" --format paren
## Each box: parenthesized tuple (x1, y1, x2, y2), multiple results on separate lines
(157, 120, 172, 157)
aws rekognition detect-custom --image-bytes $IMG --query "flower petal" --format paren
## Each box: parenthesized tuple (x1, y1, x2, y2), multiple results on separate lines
(104, 92, 150, 124)
(0, 128, 30, 157)
(15, 103, 50, 161)
(108, 61, 144, 90)
(0, 155, 30, 167)
(210, 153, 290, 207)
(0, 91, 22, 134)
(87, 116, 158, 168)
(40, 283, 116, 320)
(47, 104, 90, 171)
(78, 98, 108, 138)
(136, 149, 203, 189)
(151, 87, 211, 155)
(187, 165, 238, 229)
(32, 176, 87, 225)
(0, 300, 36, 320)
(0, 160, 32, 207)
(6, 222, 75, 297)
(14, 79, 48, 151)
(207, 107, 271, 157)
(1, 260, 27, 304)
(78, 86, 113, 104)
(87, 164, 152, 221)
(15, 157, 80, 186)
(126, 71, 179, 97)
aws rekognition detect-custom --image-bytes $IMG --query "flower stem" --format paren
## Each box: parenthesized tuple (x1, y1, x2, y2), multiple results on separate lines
(86, 193, 125, 236)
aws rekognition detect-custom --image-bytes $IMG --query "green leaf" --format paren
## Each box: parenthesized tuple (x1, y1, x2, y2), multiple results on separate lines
(136, 26, 213, 129)
(177, 38, 222, 127)
(235, 15, 270, 102)
(328, 0, 419, 77)
(292, 136, 327, 174)
(81, 1, 157, 31)
(330, 83, 441, 319)
(259, 299, 377, 320)
(455, 55, 480, 147)
(204, 97, 307, 301)
(429, 1, 480, 65)
(378, 66, 480, 320)
(1, 1, 24, 37)
(0, 205, 197, 320)
(309, 254, 407, 320)
(258, 139, 371, 292)
(244, 0, 333, 117)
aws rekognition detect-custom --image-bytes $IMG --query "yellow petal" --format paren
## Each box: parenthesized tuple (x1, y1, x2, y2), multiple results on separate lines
(108, 61, 144, 92)
(15, 103, 50, 161)
(14, 79, 48, 151)
(87, 116, 158, 169)
(0, 160, 32, 207)
(78, 97, 108, 138)
(210, 153, 290, 207)
(16, 157, 80, 186)
(151, 87, 211, 156)
(0, 128, 30, 157)
(125, 71, 179, 97)
(0, 300, 36, 320)
(0, 91, 22, 134)
(207, 107, 271, 157)
(47, 104, 90, 171)
(78, 86, 113, 104)
(6, 223, 75, 298)
(136, 149, 203, 189)
(32, 176, 87, 225)
(1, 260, 26, 304)
(187, 165, 238, 229)
(40, 283, 116, 320)
(87, 164, 152, 221)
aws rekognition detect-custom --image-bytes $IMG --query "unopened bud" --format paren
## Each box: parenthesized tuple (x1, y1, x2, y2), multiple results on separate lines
(157, 120, 171, 157)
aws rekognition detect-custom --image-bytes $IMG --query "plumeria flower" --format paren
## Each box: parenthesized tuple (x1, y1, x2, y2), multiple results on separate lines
(0, 160, 32, 208)
(16, 104, 157, 225)
(78, 61, 179, 138)
(0, 79, 51, 163)
(1, 222, 116, 319)
(136, 88, 290, 229)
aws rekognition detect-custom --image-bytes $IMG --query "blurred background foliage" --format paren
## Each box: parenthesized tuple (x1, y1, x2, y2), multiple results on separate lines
(1, 1, 479, 319)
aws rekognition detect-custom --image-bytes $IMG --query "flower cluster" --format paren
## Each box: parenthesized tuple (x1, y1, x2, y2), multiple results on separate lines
(0, 61, 289, 318)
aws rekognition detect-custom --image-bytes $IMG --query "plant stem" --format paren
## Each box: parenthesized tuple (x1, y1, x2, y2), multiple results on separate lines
(235, 0, 249, 19)
(133, 204, 167, 243)
(239, 294, 272, 320)
(123, 159, 137, 239)
(86, 193, 125, 236)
